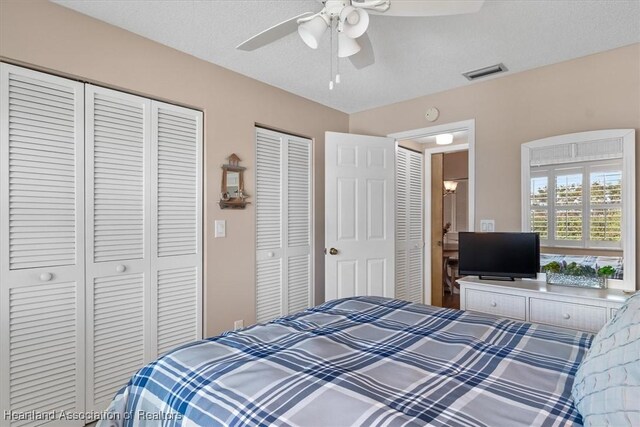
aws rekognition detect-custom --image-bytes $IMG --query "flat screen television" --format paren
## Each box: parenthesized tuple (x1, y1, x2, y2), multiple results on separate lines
(458, 232, 540, 280)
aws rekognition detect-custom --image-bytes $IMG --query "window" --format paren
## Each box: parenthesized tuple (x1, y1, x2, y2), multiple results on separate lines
(521, 129, 635, 291)
(529, 160, 622, 249)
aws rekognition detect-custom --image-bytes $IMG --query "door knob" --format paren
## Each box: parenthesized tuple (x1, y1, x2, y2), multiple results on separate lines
(116, 264, 126, 273)
(329, 248, 339, 255)
(39, 272, 53, 282)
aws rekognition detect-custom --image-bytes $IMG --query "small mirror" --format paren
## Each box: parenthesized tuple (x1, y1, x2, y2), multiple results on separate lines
(226, 171, 240, 198)
(220, 153, 249, 209)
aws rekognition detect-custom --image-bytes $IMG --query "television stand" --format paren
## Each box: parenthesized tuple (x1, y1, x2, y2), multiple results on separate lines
(457, 276, 627, 333)
(478, 275, 515, 281)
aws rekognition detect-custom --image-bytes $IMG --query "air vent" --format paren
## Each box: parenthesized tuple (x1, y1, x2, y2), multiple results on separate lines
(462, 63, 508, 81)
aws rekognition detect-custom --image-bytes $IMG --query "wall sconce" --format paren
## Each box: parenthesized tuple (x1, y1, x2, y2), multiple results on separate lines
(444, 180, 458, 195)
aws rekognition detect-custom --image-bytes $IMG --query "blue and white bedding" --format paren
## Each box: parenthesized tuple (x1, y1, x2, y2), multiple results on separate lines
(101, 297, 592, 426)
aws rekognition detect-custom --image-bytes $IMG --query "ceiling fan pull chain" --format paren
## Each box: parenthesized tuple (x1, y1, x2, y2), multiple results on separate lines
(336, 35, 341, 83)
(329, 16, 334, 90)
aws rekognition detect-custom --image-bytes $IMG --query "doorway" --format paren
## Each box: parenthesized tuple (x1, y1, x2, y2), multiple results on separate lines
(389, 120, 475, 307)
(441, 150, 469, 309)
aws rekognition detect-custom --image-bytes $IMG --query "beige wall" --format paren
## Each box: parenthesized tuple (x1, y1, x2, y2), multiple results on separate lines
(2, 0, 639, 332)
(0, 0, 349, 335)
(351, 43, 640, 289)
(443, 151, 469, 181)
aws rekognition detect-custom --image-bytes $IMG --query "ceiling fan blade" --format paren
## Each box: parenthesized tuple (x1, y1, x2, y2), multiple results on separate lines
(349, 33, 375, 70)
(237, 12, 314, 51)
(369, 0, 484, 17)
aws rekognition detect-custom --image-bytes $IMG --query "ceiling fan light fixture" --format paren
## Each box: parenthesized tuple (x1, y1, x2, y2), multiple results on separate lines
(298, 15, 328, 49)
(436, 133, 454, 145)
(340, 6, 369, 39)
(338, 32, 361, 58)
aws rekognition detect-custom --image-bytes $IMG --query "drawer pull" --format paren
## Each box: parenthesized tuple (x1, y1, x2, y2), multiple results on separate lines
(39, 272, 53, 282)
(563, 313, 571, 320)
(490, 302, 497, 307)
(116, 264, 126, 273)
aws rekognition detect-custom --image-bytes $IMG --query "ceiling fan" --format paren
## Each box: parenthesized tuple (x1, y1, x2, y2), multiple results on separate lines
(237, 0, 485, 89)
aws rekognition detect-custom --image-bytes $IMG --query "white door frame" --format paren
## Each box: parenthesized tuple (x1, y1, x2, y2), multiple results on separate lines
(388, 119, 476, 305)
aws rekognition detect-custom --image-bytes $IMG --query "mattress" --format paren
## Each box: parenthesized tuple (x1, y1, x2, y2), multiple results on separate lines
(100, 297, 591, 426)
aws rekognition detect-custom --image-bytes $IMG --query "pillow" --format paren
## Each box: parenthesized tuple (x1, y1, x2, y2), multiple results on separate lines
(571, 291, 640, 426)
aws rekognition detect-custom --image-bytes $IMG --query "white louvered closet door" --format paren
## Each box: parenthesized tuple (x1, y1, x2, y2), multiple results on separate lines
(151, 102, 202, 356)
(84, 85, 151, 413)
(255, 128, 312, 323)
(395, 148, 409, 301)
(395, 147, 424, 304)
(0, 64, 86, 426)
(285, 136, 312, 314)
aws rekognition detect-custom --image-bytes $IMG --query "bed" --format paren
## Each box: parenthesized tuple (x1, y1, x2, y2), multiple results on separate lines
(100, 297, 592, 426)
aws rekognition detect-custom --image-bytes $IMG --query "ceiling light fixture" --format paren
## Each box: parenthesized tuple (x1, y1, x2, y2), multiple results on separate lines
(238, 1, 486, 91)
(338, 33, 361, 58)
(340, 6, 369, 39)
(436, 134, 454, 145)
(298, 14, 329, 49)
(238, 1, 486, 90)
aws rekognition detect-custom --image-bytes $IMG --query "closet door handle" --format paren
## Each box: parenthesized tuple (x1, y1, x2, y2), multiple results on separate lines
(267, 252, 274, 258)
(563, 313, 571, 320)
(116, 264, 126, 273)
(490, 301, 497, 307)
(39, 272, 53, 282)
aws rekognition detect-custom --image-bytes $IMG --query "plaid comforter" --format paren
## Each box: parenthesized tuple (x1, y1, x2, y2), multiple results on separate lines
(100, 297, 591, 426)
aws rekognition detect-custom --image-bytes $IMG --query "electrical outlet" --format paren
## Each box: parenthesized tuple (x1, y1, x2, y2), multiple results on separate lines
(480, 220, 495, 232)
(233, 320, 244, 330)
(215, 220, 226, 238)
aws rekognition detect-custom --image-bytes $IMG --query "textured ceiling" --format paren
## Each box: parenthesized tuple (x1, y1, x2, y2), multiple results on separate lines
(53, 0, 640, 113)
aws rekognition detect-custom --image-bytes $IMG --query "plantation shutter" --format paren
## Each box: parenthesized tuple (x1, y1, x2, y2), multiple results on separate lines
(0, 63, 86, 423)
(84, 85, 151, 413)
(255, 128, 312, 323)
(395, 147, 423, 303)
(151, 102, 203, 356)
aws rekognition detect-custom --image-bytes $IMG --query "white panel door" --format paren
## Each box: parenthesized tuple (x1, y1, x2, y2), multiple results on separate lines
(325, 132, 395, 301)
(150, 101, 202, 356)
(0, 64, 85, 425)
(255, 128, 313, 323)
(84, 85, 151, 413)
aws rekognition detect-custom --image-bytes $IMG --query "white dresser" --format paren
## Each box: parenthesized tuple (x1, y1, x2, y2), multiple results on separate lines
(458, 276, 629, 333)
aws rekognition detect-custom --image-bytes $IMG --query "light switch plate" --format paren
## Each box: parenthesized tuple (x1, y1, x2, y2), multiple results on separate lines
(480, 219, 495, 232)
(214, 220, 226, 238)
(233, 320, 244, 330)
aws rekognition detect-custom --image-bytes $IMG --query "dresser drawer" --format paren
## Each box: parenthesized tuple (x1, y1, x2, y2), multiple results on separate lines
(529, 298, 607, 333)
(465, 289, 526, 320)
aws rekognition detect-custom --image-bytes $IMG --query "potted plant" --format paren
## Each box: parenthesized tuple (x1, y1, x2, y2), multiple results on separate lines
(542, 261, 614, 289)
